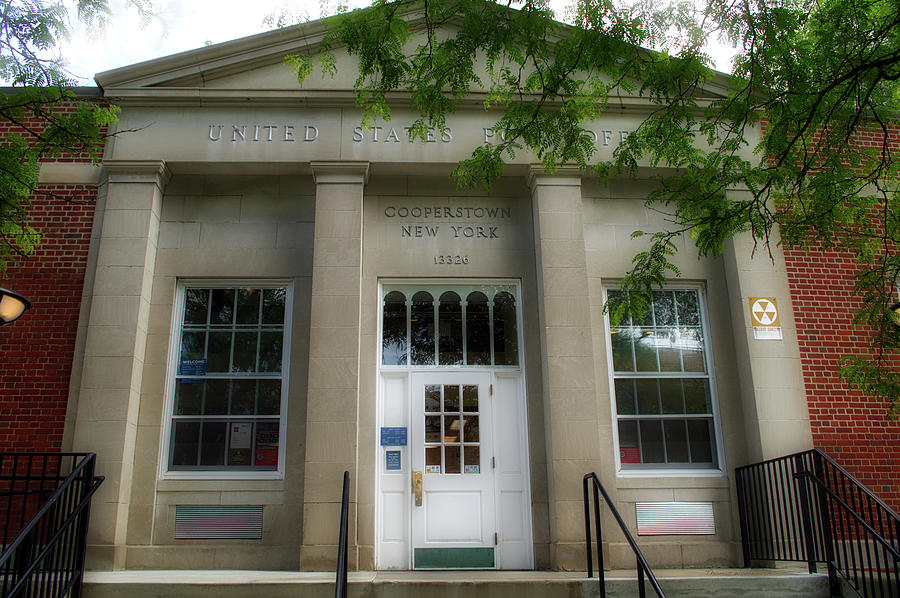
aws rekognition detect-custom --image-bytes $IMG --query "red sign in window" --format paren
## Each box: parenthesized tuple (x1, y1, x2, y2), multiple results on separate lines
(620, 447, 641, 464)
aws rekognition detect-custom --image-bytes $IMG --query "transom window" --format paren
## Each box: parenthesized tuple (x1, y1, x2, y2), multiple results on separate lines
(166, 283, 291, 474)
(381, 284, 520, 368)
(607, 288, 720, 470)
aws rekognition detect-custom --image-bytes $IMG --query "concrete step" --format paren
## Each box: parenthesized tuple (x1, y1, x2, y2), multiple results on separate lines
(83, 568, 831, 598)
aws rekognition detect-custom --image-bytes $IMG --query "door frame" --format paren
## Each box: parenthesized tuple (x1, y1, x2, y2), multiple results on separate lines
(374, 280, 534, 570)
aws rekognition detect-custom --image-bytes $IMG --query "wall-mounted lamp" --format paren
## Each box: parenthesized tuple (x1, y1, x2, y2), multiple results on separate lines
(0, 288, 31, 327)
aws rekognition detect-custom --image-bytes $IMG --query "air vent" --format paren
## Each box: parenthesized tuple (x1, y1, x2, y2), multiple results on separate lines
(635, 502, 715, 535)
(175, 505, 263, 540)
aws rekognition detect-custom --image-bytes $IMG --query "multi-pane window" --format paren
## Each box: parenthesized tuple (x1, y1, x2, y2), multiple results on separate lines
(167, 284, 290, 472)
(608, 288, 719, 470)
(381, 285, 519, 368)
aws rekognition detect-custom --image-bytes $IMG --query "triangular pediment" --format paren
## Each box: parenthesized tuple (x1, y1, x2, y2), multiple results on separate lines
(96, 8, 732, 102)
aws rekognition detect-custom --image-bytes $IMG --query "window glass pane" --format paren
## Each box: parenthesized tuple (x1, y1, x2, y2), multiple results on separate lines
(445, 445, 461, 473)
(439, 292, 463, 365)
(204, 380, 229, 415)
(688, 419, 715, 464)
(228, 422, 253, 466)
(652, 291, 676, 326)
(200, 421, 227, 466)
(258, 380, 281, 415)
(611, 329, 634, 371)
(634, 331, 659, 371)
(618, 421, 640, 464)
(236, 289, 260, 325)
(615, 379, 636, 415)
(230, 380, 256, 414)
(493, 292, 519, 365)
(635, 379, 660, 414)
(683, 379, 711, 413)
(232, 332, 258, 372)
(210, 289, 235, 325)
(382, 291, 407, 366)
(184, 289, 209, 325)
(639, 420, 665, 463)
(664, 420, 690, 463)
(444, 415, 461, 442)
(444, 385, 459, 411)
(675, 290, 700, 326)
(466, 292, 490, 365)
(206, 331, 232, 372)
(463, 385, 478, 412)
(175, 381, 203, 415)
(179, 331, 206, 366)
(657, 329, 682, 372)
(680, 328, 706, 372)
(410, 291, 435, 365)
(262, 288, 286, 325)
(172, 421, 200, 467)
(660, 379, 684, 414)
(259, 332, 283, 373)
(255, 422, 279, 468)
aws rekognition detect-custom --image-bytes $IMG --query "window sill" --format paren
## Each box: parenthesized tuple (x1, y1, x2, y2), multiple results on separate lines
(160, 470, 284, 483)
(616, 468, 726, 479)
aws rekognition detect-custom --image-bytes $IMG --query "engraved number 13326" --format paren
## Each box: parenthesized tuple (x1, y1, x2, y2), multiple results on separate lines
(434, 255, 469, 265)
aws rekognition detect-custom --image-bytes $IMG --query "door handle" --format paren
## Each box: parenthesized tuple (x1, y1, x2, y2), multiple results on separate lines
(412, 470, 423, 507)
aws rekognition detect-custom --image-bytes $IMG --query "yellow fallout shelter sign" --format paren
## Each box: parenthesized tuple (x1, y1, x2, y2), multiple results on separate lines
(749, 297, 782, 340)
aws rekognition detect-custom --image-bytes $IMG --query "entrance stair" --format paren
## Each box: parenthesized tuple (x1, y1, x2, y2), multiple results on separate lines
(82, 568, 830, 598)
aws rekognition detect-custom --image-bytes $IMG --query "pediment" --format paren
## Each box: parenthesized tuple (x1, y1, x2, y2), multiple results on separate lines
(96, 9, 731, 102)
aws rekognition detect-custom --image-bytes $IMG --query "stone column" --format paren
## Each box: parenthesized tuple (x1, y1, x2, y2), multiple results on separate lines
(300, 162, 369, 570)
(72, 159, 169, 570)
(528, 168, 605, 569)
(723, 189, 812, 461)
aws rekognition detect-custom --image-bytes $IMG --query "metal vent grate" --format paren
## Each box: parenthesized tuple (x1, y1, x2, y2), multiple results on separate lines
(635, 502, 715, 535)
(175, 505, 264, 540)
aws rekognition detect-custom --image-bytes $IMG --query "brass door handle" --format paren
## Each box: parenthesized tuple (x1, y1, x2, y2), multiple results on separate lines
(412, 470, 423, 507)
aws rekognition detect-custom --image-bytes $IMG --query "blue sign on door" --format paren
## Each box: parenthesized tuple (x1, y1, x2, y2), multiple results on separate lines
(380, 427, 407, 446)
(385, 450, 401, 471)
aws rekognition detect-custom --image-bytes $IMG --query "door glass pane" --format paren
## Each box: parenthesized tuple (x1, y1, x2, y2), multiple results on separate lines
(444, 385, 459, 411)
(463, 415, 479, 442)
(443, 416, 461, 442)
(493, 292, 519, 365)
(382, 291, 407, 366)
(425, 385, 441, 411)
(445, 446, 461, 473)
(465, 292, 490, 365)
(464, 446, 480, 473)
(410, 292, 435, 365)
(463, 385, 478, 412)
(439, 292, 463, 365)
(425, 416, 441, 443)
(426, 446, 441, 472)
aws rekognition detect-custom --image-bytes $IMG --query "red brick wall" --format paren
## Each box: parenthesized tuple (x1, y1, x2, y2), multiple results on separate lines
(784, 247, 900, 510)
(0, 185, 97, 452)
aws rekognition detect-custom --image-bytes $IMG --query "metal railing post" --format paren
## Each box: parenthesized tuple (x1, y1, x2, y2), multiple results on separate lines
(334, 471, 350, 598)
(793, 453, 818, 574)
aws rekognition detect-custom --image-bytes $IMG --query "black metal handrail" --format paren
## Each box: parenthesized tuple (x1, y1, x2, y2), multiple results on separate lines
(0, 453, 103, 598)
(583, 472, 666, 598)
(334, 470, 349, 598)
(736, 449, 900, 598)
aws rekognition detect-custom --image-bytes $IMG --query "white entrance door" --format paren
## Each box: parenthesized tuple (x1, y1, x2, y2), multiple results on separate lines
(410, 372, 496, 568)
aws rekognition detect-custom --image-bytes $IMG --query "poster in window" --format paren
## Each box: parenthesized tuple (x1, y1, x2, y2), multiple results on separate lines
(620, 447, 641, 464)
(255, 425, 279, 467)
(231, 423, 252, 449)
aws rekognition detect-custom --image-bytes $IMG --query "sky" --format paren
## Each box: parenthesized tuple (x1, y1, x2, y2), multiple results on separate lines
(59, 0, 737, 85)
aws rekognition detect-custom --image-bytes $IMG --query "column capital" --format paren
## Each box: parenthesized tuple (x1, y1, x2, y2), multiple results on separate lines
(310, 161, 370, 185)
(526, 165, 583, 190)
(102, 159, 171, 188)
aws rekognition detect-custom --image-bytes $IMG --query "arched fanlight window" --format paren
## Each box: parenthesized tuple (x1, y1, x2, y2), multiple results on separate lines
(465, 291, 490, 365)
(439, 291, 463, 365)
(382, 291, 407, 365)
(493, 291, 518, 366)
(410, 291, 436, 365)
